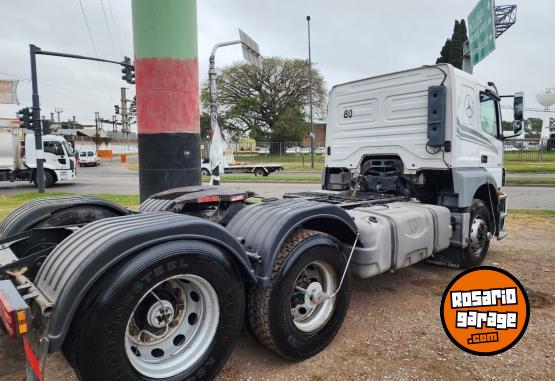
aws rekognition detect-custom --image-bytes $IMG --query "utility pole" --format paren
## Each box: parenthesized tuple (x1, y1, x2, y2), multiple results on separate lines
(306, 15, 315, 169)
(55, 107, 63, 129)
(72, 115, 76, 136)
(94, 112, 100, 151)
(131, 0, 201, 202)
(120, 87, 129, 134)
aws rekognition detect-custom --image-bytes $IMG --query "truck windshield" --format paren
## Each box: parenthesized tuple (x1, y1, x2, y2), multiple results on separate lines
(63, 142, 74, 156)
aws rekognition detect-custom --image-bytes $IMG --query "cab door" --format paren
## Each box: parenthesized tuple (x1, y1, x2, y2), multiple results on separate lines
(43, 141, 65, 170)
(478, 92, 503, 187)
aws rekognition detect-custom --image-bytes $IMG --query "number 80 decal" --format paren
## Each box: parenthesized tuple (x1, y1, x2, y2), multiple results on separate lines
(343, 109, 353, 118)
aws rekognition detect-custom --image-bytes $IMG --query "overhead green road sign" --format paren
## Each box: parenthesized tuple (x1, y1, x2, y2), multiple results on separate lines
(468, 0, 496, 66)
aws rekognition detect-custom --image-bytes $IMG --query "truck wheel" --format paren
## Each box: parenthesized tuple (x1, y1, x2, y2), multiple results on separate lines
(254, 168, 265, 177)
(63, 241, 244, 381)
(201, 168, 211, 176)
(33, 170, 55, 188)
(463, 199, 491, 267)
(247, 229, 351, 360)
(34, 205, 122, 229)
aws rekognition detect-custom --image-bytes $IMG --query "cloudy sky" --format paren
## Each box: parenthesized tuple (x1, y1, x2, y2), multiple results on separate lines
(0, 0, 553, 128)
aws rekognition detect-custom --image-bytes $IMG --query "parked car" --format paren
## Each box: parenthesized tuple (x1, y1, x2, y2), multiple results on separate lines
(79, 150, 99, 167)
(257, 147, 270, 154)
(285, 146, 301, 154)
(315, 146, 326, 154)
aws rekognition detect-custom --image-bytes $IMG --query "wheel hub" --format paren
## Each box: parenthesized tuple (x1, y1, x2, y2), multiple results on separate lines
(124, 275, 220, 379)
(469, 216, 489, 255)
(147, 300, 174, 329)
(290, 261, 337, 333)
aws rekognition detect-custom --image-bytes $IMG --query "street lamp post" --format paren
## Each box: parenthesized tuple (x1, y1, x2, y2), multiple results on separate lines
(208, 30, 261, 186)
(306, 16, 315, 169)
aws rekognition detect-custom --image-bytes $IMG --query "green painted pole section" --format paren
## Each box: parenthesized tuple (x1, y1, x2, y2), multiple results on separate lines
(132, 0, 198, 60)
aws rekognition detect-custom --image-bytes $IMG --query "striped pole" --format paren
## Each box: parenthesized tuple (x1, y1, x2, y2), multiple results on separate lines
(132, 0, 200, 202)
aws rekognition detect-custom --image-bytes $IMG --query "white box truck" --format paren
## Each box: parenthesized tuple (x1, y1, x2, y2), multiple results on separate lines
(0, 123, 76, 187)
(0, 64, 524, 381)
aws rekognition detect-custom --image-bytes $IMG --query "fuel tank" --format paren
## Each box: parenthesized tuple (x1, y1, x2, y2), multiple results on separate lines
(347, 202, 452, 278)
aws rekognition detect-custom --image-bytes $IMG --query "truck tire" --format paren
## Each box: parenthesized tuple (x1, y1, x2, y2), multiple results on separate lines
(247, 229, 351, 361)
(254, 168, 265, 177)
(201, 168, 211, 176)
(62, 240, 245, 381)
(33, 205, 122, 229)
(0, 197, 128, 239)
(33, 170, 55, 188)
(463, 199, 491, 267)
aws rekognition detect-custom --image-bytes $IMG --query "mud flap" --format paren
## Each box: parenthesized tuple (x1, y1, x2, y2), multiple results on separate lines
(23, 306, 49, 381)
(24, 334, 47, 381)
(426, 246, 464, 269)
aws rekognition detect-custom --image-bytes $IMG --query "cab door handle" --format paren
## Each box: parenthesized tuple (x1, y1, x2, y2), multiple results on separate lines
(481, 155, 488, 163)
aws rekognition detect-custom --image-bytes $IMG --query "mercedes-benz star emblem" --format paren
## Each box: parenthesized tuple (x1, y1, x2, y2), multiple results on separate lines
(464, 95, 474, 118)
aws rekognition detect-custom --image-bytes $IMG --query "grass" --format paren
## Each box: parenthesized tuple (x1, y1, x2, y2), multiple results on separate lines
(235, 154, 324, 171)
(201, 175, 321, 182)
(509, 209, 555, 224)
(504, 161, 555, 173)
(0, 193, 140, 220)
(506, 176, 555, 186)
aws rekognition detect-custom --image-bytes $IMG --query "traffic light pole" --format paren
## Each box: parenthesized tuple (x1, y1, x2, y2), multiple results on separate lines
(29, 44, 45, 193)
(25, 43, 134, 192)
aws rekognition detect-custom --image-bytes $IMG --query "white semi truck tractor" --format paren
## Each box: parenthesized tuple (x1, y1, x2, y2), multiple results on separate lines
(0, 123, 76, 187)
(0, 64, 523, 381)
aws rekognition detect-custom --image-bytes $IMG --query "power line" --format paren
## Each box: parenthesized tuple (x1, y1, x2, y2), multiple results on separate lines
(77, 0, 115, 104)
(101, 0, 119, 60)
(106, 0, 124, 56)
(0, 71, 111, 99)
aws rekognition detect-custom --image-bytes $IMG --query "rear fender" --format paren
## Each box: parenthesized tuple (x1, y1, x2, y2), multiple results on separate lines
(34, 212, 255, 353)
(226, 199, 358, 287)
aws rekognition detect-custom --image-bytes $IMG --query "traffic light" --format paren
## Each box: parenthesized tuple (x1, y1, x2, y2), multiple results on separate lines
(114, 105, 120, 114)
(121, 56, 135, 85)
(17, 107, 32, 130)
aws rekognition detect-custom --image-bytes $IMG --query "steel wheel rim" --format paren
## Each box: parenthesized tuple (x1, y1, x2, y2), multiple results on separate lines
(124, 274, 220, 379)
(469, 216, 489, 257)
(290, 260, 337, 333)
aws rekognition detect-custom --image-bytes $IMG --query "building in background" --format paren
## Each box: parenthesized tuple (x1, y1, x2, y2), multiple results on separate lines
(303, 123, 326, 147)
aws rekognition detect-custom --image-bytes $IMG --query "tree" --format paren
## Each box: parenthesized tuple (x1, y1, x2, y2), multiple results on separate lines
(436, 20, 468, 69)
(201, 57, 326, 146)
(502, 121, 514, 132)
(524, 118, 543, 137)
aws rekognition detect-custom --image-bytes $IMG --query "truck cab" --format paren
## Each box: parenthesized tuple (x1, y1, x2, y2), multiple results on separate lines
(0, 125, 76, 187)
(24, 133, 76, 186)
(322, 64, 523, 263)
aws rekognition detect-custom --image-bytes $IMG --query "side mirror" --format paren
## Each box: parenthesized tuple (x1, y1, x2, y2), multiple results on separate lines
(514, 91, 524, 121)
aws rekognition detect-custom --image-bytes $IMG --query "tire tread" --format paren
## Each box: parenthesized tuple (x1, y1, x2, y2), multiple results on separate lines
(247, 228, 326, 359)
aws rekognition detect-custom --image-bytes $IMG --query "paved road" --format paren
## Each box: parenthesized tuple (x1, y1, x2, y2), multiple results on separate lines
(0, 160, 553, 209)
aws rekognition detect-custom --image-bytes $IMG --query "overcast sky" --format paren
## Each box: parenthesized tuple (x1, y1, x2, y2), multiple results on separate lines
(0, 0, 553, 128)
